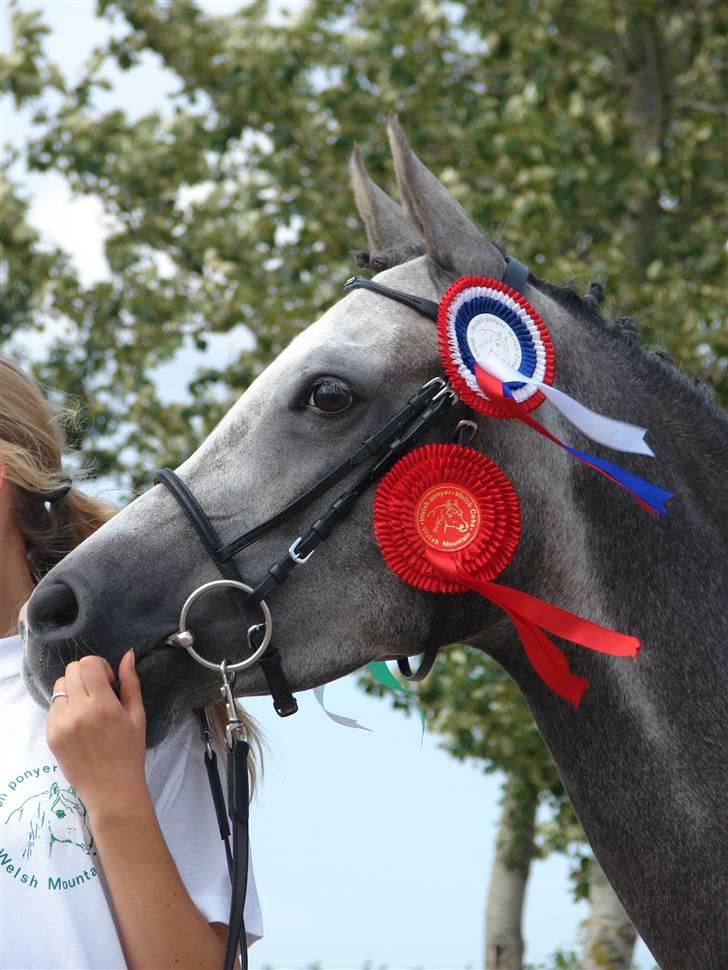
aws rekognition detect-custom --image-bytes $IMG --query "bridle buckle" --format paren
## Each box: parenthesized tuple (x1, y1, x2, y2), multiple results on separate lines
(288, 536, 315, 565)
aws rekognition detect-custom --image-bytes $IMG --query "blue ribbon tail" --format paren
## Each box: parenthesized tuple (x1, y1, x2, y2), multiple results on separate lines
(566, 447, 674, 516)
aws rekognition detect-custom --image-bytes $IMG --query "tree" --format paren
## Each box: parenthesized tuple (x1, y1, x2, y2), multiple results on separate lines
(580, 859, 637, 970)
(485, 776, 539, 969)
(2, 0, 724, 488)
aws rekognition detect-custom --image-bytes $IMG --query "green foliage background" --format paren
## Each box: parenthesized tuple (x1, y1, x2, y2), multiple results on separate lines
(2, 0, 726, 891)
(3, 0, 725, 484)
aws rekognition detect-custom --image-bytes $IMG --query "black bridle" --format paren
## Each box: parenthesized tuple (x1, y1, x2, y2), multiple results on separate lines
(152, 257, 528, 970)
(154, 369, 459, 705)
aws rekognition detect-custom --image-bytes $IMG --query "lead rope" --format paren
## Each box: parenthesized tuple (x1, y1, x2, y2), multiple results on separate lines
(195, 708, 233, 876)
(221, 660, 250, 970)
(194, 660, 251, 970)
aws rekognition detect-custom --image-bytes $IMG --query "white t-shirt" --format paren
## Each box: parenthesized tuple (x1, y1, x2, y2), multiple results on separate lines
(0, 634, 263, 970)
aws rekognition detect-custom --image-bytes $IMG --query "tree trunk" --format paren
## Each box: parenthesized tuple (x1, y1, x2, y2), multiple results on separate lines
(616, 7, 671, 273)
(484, 776, 538, 970)
(581, 857, 638, 969)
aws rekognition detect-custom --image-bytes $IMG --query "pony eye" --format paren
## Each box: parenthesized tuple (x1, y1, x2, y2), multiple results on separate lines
(306, 379, 353, 414)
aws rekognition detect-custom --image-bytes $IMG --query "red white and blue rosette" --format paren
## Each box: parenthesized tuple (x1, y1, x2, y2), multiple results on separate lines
(436, 275, 673, 516)
(438, 276, 555, 418)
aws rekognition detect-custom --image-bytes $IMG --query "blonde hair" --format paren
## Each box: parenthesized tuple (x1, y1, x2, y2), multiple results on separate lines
(208, 703, 264, 796)
(1, 355, 261, 789)
(0, 355, 115, 580)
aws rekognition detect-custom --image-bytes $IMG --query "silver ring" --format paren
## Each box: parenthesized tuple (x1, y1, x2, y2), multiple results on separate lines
(171, 579, 272, 673)
(51, 691, 69, 702)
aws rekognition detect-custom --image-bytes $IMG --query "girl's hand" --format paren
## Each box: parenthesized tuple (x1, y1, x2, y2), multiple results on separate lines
(46, 650, 148, 819)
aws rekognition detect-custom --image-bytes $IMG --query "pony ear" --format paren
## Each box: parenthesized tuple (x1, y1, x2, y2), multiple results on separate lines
(350, 145, 424, 253)
(387, 115, 505, 278)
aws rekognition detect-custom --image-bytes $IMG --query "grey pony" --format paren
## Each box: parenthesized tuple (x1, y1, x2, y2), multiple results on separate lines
(24, 119, 728, 969)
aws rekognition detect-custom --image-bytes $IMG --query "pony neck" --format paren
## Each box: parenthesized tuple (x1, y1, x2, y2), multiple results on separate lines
(488, 330, 728, 969)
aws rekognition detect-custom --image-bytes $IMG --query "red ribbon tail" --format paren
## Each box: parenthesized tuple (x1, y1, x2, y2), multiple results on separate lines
(476, 365, 564, 445)
(474, 582, 640, 658)
(425, 549, 640, 707)
(507, 610, 588, 709)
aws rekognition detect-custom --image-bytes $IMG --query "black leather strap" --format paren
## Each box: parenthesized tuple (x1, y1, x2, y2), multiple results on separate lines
(246, 388, 456, 609)
(347, 261, 530, 311)
(257, 645, 298, 716)
(215, 380, 445, 561)
(154, 469, 228, 564)
(196, 710, 249, 968)
(224, 737, 250, 970)
(397, 643, 439, 681)
(345, 275, 439, 321)
(503, 256, 529, 294)
(155, 471, 298, 717)
(195, 708, 233, 874)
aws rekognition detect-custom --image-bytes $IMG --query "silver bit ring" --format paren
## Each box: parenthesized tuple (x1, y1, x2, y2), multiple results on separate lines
(167, 579, 272, 673)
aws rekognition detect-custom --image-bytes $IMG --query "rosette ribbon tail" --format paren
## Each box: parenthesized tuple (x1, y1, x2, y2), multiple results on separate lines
(475, 365, 673, 516)
(425, 549, 640, 708)
(481, 355, 655, 456)
(367, 661, 426, 738)
(313, 685, 372, 732)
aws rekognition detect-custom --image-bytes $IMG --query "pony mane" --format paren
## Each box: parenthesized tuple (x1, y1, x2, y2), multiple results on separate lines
(530, 274, 728, 436)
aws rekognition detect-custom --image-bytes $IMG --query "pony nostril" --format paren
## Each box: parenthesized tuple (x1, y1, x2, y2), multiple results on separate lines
(28, 580, 80, 633)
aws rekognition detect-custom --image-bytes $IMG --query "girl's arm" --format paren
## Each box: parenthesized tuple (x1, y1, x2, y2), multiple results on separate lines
(47, 651, 236, 970)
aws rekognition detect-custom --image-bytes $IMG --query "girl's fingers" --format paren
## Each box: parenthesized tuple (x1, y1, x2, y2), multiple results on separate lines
(118, 649, 146, 733)
(77, 655, 116, 696)
(64, 660, 89, 699)
(51, 675, 67, 700)
(48, 677, 69, 734)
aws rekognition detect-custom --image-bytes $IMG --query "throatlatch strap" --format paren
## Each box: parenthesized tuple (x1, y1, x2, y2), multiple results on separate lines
(397, 641, 439, 681)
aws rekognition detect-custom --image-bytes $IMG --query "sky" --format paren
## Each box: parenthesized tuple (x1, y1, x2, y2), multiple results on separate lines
(1, 2, 656, 967)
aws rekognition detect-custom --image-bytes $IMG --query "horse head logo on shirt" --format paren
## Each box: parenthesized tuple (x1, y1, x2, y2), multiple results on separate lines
(6, 782, 95, 859)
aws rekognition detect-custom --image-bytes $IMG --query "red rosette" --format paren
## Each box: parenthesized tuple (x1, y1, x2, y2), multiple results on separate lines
(437, 276, 555, 419)
(373, 443, 521, 594)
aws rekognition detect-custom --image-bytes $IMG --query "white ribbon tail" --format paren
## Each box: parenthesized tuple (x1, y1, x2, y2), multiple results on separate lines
(481, 356, 655, 457)
(313, 685, 372, 732)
